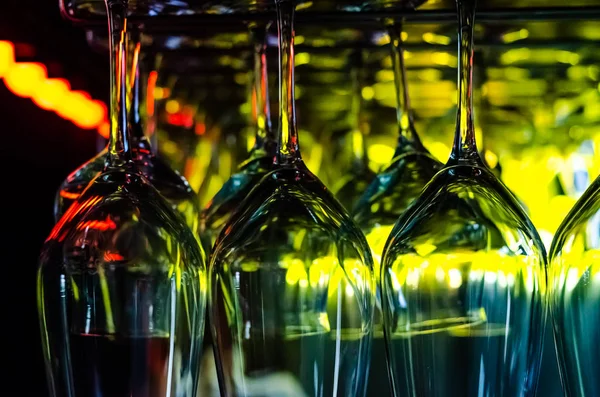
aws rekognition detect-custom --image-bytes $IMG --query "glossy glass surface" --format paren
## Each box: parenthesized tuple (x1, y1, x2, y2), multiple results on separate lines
(200, 25, 278, 252)
(211, 165, 374, 396)
(549, 176, 600, 396)
(351, 23, 442, 397)
(39, 169, 206, 397)
(54, 35, 199, 234)
(332, 51, 376, 212)
(38, 3, 207, 396)
(60, 0, 600, 21)
(208, 1, 374, 396)
(380, 0, 547, 395)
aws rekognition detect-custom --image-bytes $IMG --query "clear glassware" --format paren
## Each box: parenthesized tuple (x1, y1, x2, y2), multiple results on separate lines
(37, 1, 207, 396)
(380, 0, 547, 396)
(208, 1, 374, 396)
(332, 50, 376, 212)
(353, 21, 443, 262)
(549, 162, 600, 396)
(351, 21, 443, 397)
(199, 24, 278, 253)
(54, 28, 199, 234)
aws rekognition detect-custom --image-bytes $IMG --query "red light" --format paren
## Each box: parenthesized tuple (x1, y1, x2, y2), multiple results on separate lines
(4, 62, 47, 98)
(194, 122, 206, 135)
(104, 251, 125, 262)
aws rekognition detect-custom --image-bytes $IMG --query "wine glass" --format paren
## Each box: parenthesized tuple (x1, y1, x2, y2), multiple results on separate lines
(549, 159, 600, 395)
(54, 27, 199, 234)
(208, 0, 374, 396)
(380, 0, 547, 395)
(37, 1, 207, 396)
(199, 23, 278, 253)
(351, 21, 443, 397)
(332, 49, 376, 212)
(353, 21, 443, 263)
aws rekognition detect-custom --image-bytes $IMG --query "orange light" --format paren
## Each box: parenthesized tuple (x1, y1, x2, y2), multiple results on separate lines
(1, 40, 110, 136)
(104, 251, 124, 262)
(146, 70, 158, 116)
(0, 41, 15, 78)
(59, 191, 80, 200)
(31, 78, 71, 110)
(195, 122, 206, 135)
(98, 120, 110, 139)
(4, 62, 47, 98)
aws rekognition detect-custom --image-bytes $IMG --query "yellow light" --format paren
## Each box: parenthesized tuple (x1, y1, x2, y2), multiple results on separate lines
(500, 48, 531, 65)
(345, 284, 355, 297)
(0, 41, 15, 77)
(448, 268, 462, 289)
(422, 32, 452, 45)
(31, 78, 71, 110)
(484, 150, 499, 169)
(431, 52, 457, 67)
(295, 52, 310, 66)
(427, 141, 451, 163)
(556, 51, 580, 65)
(502, 29, 529, 43)
(285, 259, 307, 285)
(367, 144, 395, 167)
(295, 35, 305, 45)
(154, 86, 170, 99)
(418, 68, 442, 82)
(4, 62, 47, 98)
(295, 1, 313, 11)
(361, 86, 375, 100)
(165, 99, 180, 114)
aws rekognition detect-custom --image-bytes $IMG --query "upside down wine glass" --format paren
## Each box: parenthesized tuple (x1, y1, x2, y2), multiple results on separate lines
(209, 1, 374, 396)
(353, 21, 443, 264)
(332, 49, 376, 212)
(549, 157, 600, 395)
(352, 22, 442, 397)
(37, 1, 207, 396)
(199, 23, 278, 253)
(380, 0, 547, 395)
(54, 28, 199, 233)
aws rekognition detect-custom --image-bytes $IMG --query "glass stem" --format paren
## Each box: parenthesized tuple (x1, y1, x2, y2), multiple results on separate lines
(128, 29, 153, 152)
(106, 0, 131, 166)
(349, 50, 369, 171)
(450, 0, 480, 165)
(387, 21, 425, 154)
(250, 24, 276, 153)
(275, 0, 301, 165)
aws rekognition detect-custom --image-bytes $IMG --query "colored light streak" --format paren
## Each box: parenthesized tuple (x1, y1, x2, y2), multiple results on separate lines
(0, 40, 108, 135)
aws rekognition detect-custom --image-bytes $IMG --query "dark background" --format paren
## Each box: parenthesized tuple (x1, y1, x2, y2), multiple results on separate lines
(2, 1, 106, 393)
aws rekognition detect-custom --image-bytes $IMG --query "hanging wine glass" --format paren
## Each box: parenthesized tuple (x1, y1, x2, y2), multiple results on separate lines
(208, 1, 374, 396)
(549, 156, 600, 396)
(37, 1, 207, 396)
(351, 21, 443, 397)
(54, 27, 199, 234)
(380, 0, 547, 395)
(332, 49, 376, 212)
(199, 23, 278, 252)
(353, 21, 443, 263)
